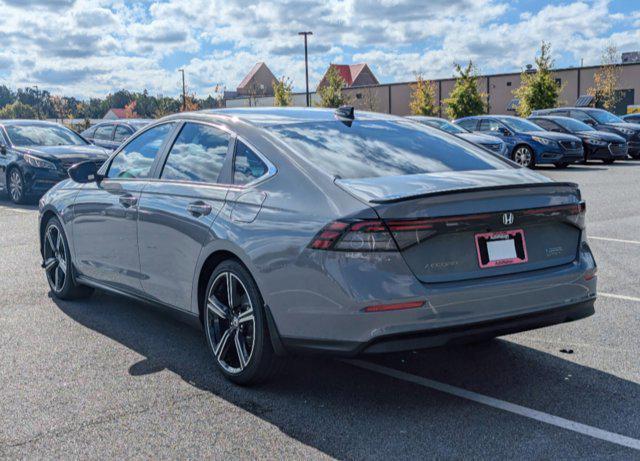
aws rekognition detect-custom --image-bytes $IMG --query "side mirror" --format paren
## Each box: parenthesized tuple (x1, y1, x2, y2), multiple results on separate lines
(584, 119, 596, 126)
(68, 160, 102, 183)
(0, 143, 6, 155)
(499, 127, 511, 136)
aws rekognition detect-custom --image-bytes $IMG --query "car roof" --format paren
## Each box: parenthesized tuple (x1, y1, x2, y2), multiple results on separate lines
(406, 115, 443, 122)
(0, 120, 66, 127)
(160, 107, 401, 128)
(529, 115, 576, 122)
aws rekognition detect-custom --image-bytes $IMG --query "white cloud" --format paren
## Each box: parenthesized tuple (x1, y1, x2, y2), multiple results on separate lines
(0, 0, 637, 99)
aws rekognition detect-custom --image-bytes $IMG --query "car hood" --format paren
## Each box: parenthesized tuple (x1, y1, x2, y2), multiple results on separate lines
(336, 167, 556, 204)
(606, 122, 640, 131)
(14, 144, 110, 161)
(524, 131, 582, 142)
(578, 131, 627, 142)
(457, 132, 503, 145)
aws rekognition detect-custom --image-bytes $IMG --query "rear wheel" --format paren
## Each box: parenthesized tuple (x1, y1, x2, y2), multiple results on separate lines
(8, 167, 27, 204)
(204, 259, 281, 385)
(43, 217, 94, 300)
(512, 146, 534, 168)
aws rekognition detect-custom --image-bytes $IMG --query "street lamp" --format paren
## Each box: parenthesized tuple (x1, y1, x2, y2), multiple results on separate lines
(298, 31, 312, 107)
(178, 69, 186, 111)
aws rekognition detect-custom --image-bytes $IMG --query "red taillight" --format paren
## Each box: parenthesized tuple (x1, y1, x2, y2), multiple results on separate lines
(363, 300, 425, 313)
(309, 219, 436, 252)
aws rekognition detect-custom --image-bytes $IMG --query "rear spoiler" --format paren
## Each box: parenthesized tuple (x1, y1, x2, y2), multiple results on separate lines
(369, 182, 580, 204)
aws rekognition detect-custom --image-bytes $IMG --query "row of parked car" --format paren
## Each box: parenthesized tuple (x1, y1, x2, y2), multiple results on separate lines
(411, 107, 640, 168)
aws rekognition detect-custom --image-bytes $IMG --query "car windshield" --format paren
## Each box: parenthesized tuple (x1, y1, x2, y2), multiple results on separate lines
(497, 117, 542, 132)
(589, 110, 624, 124)
(5, 124, 87, 147)
(554, 118, 595, 132)
(270, 120, 510, 179)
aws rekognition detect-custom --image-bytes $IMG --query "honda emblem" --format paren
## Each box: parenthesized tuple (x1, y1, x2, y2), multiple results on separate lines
(502, 212, 515, 226)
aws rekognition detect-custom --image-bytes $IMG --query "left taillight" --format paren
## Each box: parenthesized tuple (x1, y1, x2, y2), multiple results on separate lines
(309, 219, 436, 252)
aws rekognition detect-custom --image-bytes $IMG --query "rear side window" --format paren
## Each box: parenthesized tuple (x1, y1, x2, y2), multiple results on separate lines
(107, 123, 175, 179)
(94, 124, 113, 141)
(160, 123, 230, 183)
(531, 119, 557, 131)
(271, 120, 510, 179)
(570, 110, 592, 122)
(456, 119, 477, 131)
(234, 141, 268, 185)
(81, 127, 96, 138)
(113, 125, 133, 143)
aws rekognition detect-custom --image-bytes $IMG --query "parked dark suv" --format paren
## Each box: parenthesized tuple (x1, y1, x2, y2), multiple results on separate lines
(529, 115, 628, 164)
(81, 120, 151, 151)
(531, 108, 640, 159)
(455, 115, 583, 168)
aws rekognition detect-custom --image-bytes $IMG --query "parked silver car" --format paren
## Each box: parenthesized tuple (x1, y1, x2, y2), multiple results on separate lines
(39, 108, 597, 384)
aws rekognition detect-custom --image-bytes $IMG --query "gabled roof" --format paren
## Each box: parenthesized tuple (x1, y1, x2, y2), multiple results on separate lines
(237, 62, 275, 90)
(318, 63, 379, 89)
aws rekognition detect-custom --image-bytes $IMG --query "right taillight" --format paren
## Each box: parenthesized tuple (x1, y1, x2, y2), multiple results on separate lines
(309, 219, 436, 252)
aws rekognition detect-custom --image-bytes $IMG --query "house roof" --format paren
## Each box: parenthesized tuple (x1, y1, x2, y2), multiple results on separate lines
(319, 63, 378, 88)
(237, 62, 275, 90)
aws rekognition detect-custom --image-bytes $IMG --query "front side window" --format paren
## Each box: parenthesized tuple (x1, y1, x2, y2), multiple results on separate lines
(113, 125, 133, 143)
(497, 117, 542, 132)
(5, 124, 88, 147)
(456, 119, 477, 131)
(234, 141, 268, 185)
(479, 119, 502, 132)
(160, 123, 229, 183)
(107, 123, 175, 179)
(94, 124, 114, 141)
(570, 110, 593, 123)
(531, 119, 559, 131)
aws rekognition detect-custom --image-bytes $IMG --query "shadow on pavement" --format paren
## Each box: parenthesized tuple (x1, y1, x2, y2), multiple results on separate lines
(52, 291, 640, 459)
(0, 194, 39, 211)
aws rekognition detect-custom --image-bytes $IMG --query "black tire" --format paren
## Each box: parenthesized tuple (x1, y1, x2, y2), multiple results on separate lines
(7, 167, 27, 204)
(512, 145, 535, 168)
(43, 216, 94, 300)
(204, 259, 282, 385)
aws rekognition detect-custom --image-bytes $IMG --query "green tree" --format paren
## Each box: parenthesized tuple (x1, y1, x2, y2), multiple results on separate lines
(589, 44, 621, 112)
(513, 42, 561, 117)
(317, 66, 349, 108)
(273, 76, 293, 107)
(0, 85, 15, 109)
(409, 74, 437, 116)
(444, 61, 486, 119)
(0, 101, 38, 119)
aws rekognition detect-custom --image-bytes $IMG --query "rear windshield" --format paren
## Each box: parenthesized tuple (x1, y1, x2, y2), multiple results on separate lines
(271, 120, 510, 179)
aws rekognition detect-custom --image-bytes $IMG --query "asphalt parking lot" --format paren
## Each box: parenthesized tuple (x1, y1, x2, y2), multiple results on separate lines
(1, 161, 639, 459)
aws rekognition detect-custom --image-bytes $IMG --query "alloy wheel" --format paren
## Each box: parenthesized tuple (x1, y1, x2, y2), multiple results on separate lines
(9, 169, 23, 202)
(43, 224, 68, 293)
(513, 147, 532, 167)
(206, 272, 256, 374)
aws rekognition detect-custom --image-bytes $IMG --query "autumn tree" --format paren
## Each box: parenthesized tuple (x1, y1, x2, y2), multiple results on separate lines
(444, 61, 486, 119)
(123, 100, 138, 118)
(318, 66, 349, 108)
(409, 74, 437, 116)
(360, 86, 379, 112)
(273, 76, 293, 107)
(0, 101, 38, 119)
(50, 95, 70, 123)
(512, 42, 561, 117)
(589, 44, 622, 112)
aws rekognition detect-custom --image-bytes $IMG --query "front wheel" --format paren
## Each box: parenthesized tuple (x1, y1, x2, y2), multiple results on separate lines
(43, 217, 94, 300)
(204, 260, 282, 385)
(512, 146, 534, 168)
(8, 167, 27, 204)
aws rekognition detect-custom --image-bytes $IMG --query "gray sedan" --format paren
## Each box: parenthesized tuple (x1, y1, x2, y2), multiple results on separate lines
(38, 108, 597, 385)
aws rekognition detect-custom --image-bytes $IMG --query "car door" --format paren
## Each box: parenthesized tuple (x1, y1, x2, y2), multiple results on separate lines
(0, 129, 10, 193)
(93, 124, 115, 150)
(137, 121, 232, 311)
(71, 122, 177, 293)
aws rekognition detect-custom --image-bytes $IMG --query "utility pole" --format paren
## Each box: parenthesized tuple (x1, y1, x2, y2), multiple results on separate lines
(179, 69, 186, 111)
(34, 85, 40, 119)
(298, 31, 312, 107)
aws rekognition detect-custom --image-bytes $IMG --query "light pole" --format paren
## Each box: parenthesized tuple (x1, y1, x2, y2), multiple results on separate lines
(298, 31, 312, 107)
(179, 69, 186, 111)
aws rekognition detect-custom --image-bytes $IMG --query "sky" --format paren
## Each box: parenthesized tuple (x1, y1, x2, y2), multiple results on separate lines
(0, 0, 638, 99)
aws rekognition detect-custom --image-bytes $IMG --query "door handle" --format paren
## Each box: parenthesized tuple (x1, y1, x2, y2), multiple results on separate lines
(119, 194, 138, 208)
(187, 201, 212, 217)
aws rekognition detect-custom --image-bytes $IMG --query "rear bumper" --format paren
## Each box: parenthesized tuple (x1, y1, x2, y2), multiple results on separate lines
(281, 298, 595, 355)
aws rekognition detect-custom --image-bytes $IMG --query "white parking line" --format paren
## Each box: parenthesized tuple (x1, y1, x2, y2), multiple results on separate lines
(600, 292, 640, 302)
(590, 236, 640, 245)
(345, 359, 640, 451)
